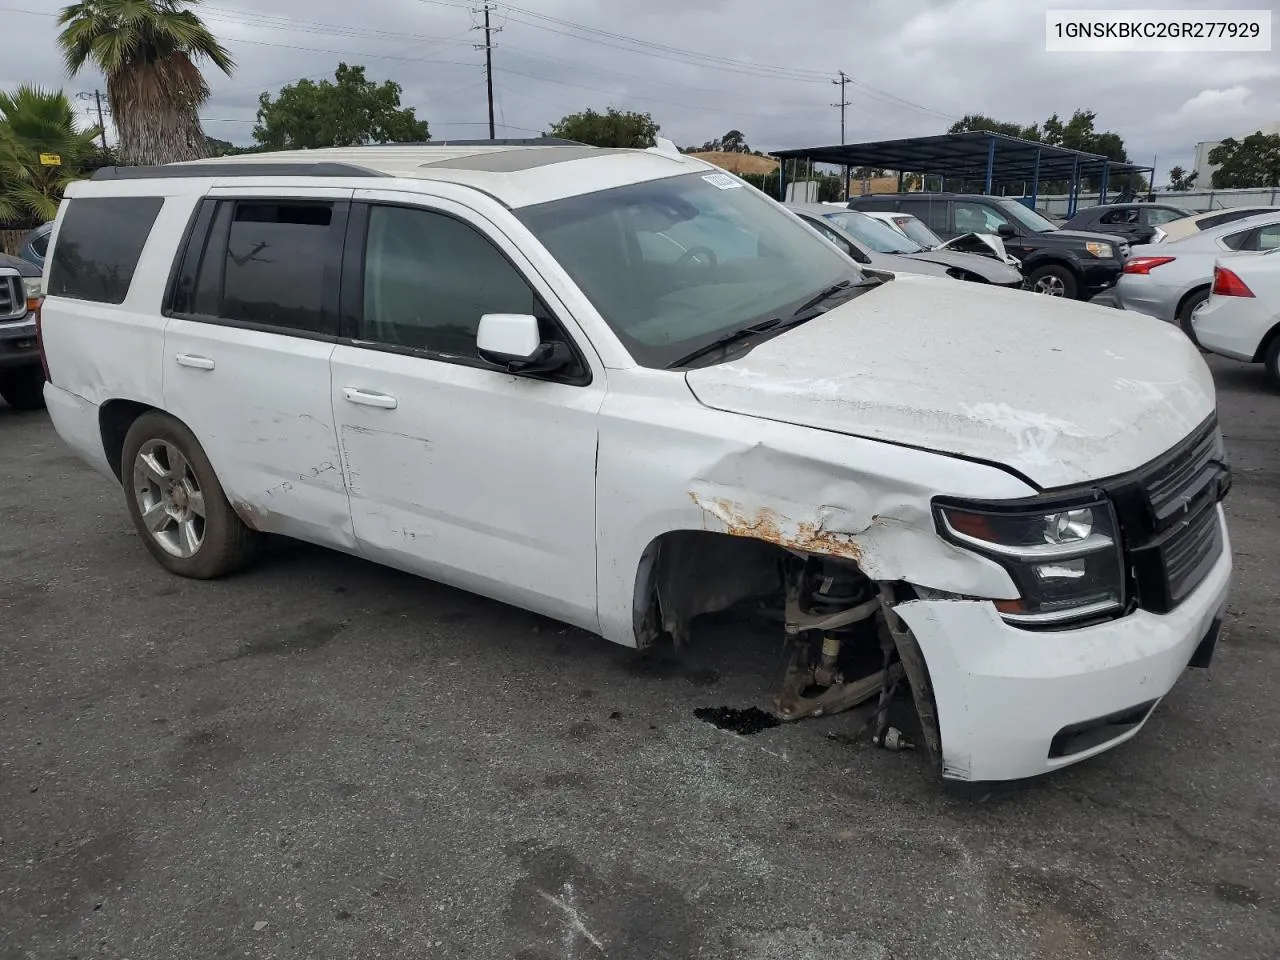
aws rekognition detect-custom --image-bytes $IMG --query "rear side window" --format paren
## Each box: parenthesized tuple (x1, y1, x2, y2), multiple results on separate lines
(176, 199, 340, 335)
(1198, 209, 1263, 231)
(851, 197, 897, 213)
(901, 196, 950, 233)
(47, 197, 164, 304)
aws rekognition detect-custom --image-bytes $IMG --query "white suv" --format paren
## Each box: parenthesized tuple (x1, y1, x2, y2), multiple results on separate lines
(39, 142, 1232, 785)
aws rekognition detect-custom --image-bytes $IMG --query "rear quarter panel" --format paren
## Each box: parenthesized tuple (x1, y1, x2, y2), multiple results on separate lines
(40, 184, 200, 410)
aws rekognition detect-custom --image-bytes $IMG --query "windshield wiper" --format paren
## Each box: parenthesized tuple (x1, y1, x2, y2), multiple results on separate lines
(667, 317, 783, 369)
(789, 279, 854, 318)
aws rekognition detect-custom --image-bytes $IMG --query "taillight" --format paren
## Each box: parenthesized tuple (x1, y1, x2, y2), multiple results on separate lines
(1212, 265, 1254, 298)
(1122, 256, 1175, 275)
(34, 300, 49, 381)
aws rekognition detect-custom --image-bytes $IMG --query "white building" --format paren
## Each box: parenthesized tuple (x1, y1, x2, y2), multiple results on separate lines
(1194, 120, 1280, 185)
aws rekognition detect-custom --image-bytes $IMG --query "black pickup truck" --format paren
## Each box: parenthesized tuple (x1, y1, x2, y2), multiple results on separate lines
(848, 192, 1128, 301)
(0, 252, 45, 410)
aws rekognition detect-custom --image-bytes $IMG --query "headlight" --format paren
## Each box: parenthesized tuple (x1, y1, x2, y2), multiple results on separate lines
(935, 495, 1124, 627)
(22, 277, 42, 311)
(1151, 228, 1167, 244)
(1084, 241, 1115, 258)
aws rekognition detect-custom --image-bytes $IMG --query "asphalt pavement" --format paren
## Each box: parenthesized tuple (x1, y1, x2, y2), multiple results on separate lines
(2, 353, 1277, 960)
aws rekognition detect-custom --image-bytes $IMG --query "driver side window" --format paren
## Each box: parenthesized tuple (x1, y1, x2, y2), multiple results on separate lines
(954, 201, 1008, 235)
(360, 205, 538, 357)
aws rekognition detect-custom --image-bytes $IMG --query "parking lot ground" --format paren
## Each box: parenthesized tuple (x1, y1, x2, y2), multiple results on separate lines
(2, 354, 1278, 960)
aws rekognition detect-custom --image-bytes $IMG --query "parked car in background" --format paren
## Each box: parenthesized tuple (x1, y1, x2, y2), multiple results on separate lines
(785, 203, 1023, 288)
(1157, 206, 1280, 244)
(38, 143, 1231, 785)
(0, 251, 45, 409)
(1115, 211, 1280, 340)
(17, 221, 53, 270)
(1061, 202, 1195, 246)
(862, 210, 1022, 268)
(848, 192, 1126, 299)
(1193, 249, 1280, 387)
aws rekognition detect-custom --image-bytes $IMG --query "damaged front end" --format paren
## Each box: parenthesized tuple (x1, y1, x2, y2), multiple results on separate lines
(640, 527, 946, 762)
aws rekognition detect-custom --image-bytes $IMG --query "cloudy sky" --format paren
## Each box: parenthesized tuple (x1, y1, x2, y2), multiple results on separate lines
(1, 0, 1277, 185)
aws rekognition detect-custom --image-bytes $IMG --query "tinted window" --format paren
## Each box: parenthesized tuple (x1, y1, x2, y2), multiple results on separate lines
(850, 197, 897, 213)
(1100, 208, 1138, 225)
(210, 201, 335, 333)
(898, 196, 949, 232)
(1146, 207, 1191, 225)
(31, 233, 50, 257)
(1221, 228, 1253, 251)
(1198, 209, 1269, 231)
(954, 200, 1010, 234)
(361, 205, 538, 356)
(47, 197, 164, 303)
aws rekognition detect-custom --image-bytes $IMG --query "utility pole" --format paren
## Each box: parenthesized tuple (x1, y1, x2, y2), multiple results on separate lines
(77, 90, 109, 150)
(832, 71, 850, 198)
(473, 4, 500, 139)
(94, 90, 107, 151)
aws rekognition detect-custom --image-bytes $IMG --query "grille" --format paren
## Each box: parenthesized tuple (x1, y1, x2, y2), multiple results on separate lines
(1107, 416, 1229, 614)
(0, 276, 23, 320)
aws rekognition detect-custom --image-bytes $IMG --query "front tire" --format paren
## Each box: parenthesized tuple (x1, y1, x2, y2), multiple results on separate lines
(121, 412, 261, 578)
(1026, 264, 1078, 300)
(0, 369, 46, 410)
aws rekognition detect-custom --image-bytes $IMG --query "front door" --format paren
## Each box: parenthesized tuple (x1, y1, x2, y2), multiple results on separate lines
(329, 194, 604, 631)
(163, 188, 356, 549)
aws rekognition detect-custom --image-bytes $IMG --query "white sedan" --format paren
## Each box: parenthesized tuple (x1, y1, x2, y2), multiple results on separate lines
(1193, 248, 1280, 386)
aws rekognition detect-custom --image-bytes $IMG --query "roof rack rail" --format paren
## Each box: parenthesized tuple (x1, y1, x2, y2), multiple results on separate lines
(91, 161, 388, 181)
(426, 137, 586, 147)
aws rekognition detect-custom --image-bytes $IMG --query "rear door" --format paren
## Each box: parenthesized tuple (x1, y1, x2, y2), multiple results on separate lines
(162, 187, 356, 548)
(329, 191, 605, 631)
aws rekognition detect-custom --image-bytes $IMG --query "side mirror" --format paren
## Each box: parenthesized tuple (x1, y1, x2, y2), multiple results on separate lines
(476, 313, 569, 375)
(996, 223, 1018, 239)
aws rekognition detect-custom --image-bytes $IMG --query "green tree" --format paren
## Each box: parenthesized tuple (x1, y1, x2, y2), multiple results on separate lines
(1168, 165, 1198, 191)
(1207, 132, 1280, 188)
(57, 0, 234, 165)
(546, 108, 658, 148)
(0, 85, 102, 223)
(948, 113, 1041, 142)
(253, 64, 429, 150)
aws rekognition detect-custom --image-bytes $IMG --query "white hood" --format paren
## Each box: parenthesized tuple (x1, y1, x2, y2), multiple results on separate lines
(684, 275, 1215, 489)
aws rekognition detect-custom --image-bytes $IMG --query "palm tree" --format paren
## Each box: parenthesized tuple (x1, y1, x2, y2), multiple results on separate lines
(0, 85, 103, 223)
(57, 0, 234, 165)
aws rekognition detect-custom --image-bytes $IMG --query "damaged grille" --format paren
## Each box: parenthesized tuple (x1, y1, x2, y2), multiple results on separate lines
(1106, 415, 1229, 614)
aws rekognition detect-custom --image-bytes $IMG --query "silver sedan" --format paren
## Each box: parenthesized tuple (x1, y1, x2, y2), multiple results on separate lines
(783, 203, 1024, 289)
(1115, 210, 1280, 338)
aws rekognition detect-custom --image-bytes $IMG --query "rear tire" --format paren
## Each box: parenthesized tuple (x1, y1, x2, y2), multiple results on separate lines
(1026, 264, 1078, 300)
(0, 369, 46, 410)
(121, 411, 261, 578)
(1176, 288, 1210, 347)
(1265, 338, 1280, 392)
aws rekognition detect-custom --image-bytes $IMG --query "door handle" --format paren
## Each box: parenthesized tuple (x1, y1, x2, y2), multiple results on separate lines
(175, 353, 215, 370)
(343, 387, 398, 409)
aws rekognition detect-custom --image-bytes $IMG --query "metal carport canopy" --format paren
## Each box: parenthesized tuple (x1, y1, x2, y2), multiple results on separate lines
(770, 131, 1148, 182)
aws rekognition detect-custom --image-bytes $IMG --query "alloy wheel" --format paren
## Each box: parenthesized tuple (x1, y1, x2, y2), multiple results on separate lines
(132, 439, 206, 558)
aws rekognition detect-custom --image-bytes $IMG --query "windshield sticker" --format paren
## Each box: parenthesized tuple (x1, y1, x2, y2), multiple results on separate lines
(702, 173, 742, 190)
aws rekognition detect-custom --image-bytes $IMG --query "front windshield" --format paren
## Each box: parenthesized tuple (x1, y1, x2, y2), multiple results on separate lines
(893, 216, 943, 248)
(517, 173, 864, 369)
(997, 199, 1059, 233)
(823, 210, 923, 254)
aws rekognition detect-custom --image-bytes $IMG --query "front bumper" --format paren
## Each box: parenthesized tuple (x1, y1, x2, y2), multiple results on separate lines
(897, 508, 1231, 783)
(0, 314, 38, 370)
